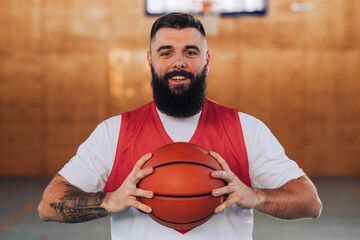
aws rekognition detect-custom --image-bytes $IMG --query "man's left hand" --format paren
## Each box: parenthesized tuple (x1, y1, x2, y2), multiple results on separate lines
(210, 151, 261, 213)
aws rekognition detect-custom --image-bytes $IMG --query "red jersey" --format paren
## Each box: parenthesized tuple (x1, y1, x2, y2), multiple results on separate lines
(105, 98, 250, 192)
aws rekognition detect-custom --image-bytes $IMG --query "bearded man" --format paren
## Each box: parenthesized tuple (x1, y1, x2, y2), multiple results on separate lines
(38, 12, 322, 240)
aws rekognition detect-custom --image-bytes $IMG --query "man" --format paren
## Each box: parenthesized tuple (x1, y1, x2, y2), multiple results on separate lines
(38, 13, 322, 239)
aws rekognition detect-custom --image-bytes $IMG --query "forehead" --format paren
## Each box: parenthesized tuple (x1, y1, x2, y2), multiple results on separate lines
(151, 27, 206, 50)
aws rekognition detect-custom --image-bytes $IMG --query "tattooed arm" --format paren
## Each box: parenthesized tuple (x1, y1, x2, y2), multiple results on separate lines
(37, 174, 108, 223)
(38, 153, 154, 223)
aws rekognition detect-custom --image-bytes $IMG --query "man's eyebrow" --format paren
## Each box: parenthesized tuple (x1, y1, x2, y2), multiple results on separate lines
(157, 45, 173, 52)
(185, 45, 200, 52)
(156, 45, 201, 52)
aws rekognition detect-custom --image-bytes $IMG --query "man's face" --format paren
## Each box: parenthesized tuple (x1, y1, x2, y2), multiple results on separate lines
(147, 27, 210, 94)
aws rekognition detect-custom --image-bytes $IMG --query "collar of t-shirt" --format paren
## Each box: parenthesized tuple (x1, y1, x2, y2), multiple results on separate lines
(156, 108, 201, 142)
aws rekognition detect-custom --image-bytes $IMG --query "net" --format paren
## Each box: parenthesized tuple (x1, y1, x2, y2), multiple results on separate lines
(195, 0, 219, 36)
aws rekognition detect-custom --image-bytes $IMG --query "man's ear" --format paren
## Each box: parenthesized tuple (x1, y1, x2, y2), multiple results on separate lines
(147, 51, 152, 67)
(206, 50, 211, 74)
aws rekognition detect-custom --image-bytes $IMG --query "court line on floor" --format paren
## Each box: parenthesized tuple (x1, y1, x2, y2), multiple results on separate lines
(0, 199, 39, 231)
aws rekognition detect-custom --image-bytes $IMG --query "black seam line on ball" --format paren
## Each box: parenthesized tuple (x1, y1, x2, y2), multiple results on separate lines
(150, 212, 215, 225)
(153, 161, 217, 170)
(153, 192, 212, 198)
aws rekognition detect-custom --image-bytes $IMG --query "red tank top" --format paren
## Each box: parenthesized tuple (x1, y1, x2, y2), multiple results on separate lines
(104, 98, 251, 192)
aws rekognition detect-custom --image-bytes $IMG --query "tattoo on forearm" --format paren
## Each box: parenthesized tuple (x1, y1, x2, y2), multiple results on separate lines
(50, 182, 109, 223)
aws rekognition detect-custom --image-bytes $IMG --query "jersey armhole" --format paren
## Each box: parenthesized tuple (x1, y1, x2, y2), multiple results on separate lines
(234, 110, 252, 188)
(104, 114, 126, 192)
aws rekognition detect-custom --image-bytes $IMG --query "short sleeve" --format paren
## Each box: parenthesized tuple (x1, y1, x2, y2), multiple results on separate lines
(59, 115, 121, 192)
(239, 113, 304, 189)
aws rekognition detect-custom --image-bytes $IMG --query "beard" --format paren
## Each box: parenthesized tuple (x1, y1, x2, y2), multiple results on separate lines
(151, 65, 207, 118)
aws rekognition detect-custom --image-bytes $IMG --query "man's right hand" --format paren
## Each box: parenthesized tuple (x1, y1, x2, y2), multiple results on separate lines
(102, 153, 154, 214)
(38, 153, 154, 223)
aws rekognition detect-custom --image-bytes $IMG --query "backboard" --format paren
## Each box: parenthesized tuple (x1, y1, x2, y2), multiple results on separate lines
(145, 0, 267, 16)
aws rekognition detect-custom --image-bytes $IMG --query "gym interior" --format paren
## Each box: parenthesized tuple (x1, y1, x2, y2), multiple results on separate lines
(0, 0, 359, 239)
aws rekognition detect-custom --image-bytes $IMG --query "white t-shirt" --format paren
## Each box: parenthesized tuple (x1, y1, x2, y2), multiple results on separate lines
(59, 110, 304, 240)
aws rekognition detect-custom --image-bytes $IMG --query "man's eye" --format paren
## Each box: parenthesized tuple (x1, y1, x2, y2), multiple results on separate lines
(186, 51, 197, 56)
(160, 52, 170, 57)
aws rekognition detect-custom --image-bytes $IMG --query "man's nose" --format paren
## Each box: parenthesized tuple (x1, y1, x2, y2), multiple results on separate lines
(171, 54, 186, 69)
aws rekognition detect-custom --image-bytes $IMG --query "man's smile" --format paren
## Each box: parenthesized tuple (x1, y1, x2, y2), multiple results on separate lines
(169, 75, 190, 85)
(171, 75, 187, 80)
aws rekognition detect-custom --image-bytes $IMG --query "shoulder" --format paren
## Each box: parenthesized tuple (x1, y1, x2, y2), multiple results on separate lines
(238, 112, 261, 126)
(58, 115, 122, 192)
(206, 98, 236, 112)
(101, 115, 122, 129)
(237, 112, 274, 158)
(238, 112, 271, 136)
(89, 115, 122, 141)
(238, 112, 304, 188)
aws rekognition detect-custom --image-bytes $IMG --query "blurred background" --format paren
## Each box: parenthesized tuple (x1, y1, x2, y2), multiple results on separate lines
(0, 0, 359, 239)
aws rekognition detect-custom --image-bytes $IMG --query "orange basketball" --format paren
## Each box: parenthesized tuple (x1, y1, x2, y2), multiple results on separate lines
(138, 142, 225, 230)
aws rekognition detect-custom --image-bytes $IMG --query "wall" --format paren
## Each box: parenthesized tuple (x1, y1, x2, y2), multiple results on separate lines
(0, 0, 359, 177)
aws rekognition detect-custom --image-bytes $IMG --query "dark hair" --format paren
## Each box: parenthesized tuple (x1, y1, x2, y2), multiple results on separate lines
(150, 12, 206, 40)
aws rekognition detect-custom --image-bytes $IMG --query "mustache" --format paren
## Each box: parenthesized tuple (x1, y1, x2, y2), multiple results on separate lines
(163, 70, 195, 81)
(151, 65, 207, 118)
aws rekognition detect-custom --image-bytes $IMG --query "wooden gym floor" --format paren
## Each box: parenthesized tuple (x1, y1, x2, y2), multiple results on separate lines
(0, 178, 359, 240)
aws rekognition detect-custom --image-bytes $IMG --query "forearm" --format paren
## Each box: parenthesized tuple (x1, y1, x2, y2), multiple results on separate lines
(39, 154, 155, 223)
(253, 176, 322, 219)
(38, 175, 109, 223)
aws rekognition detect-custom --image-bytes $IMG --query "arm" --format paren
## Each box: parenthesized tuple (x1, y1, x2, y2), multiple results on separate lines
(210, 152, 322, 219)
(38, 153, 154, 223)
(38, 174, 109, 223)
(252, 175, 322, 219)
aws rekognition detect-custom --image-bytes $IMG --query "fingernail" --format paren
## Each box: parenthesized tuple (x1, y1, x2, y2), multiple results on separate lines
(213, 190, 219, 196)
(146, 207, 152, 213)
(214, 207, 220, 214)
(147, 191, 153, 197)
(145, 153, 152, 158)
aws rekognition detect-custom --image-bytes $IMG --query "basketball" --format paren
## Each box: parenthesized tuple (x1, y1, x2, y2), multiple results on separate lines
(138, 142, 225, 230)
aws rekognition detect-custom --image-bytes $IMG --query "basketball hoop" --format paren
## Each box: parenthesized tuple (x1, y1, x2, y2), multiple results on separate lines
(195, 0, 219, 36)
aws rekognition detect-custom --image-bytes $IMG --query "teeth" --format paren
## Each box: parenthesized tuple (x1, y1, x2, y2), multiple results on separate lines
(172, 76, 186, 80)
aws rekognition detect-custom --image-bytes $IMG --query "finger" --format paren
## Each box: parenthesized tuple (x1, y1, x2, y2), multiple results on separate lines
(129, 187, 153, 199)
(212, 185, 234, 197)
(211, 170, 236, 182)
(129, 199, 152, 213)
(131, 166, 153, 183)
(131, 153, 152, 173)
(214, 199, 234, 214)
(210, 151, 231, 171)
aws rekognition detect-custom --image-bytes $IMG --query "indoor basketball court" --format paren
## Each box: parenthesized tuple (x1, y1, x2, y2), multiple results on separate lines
(0, 0, 359, 239)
